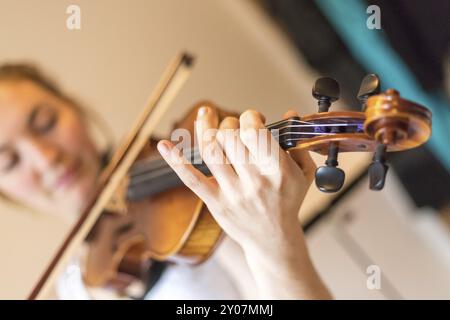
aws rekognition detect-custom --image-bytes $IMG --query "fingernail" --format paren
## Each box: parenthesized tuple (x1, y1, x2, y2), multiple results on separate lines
(198, 106, 209, 117)
(157, 141, 170, 154)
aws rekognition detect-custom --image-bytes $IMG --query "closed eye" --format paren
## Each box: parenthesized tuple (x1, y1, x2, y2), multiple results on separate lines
(28, 104, 58, 134)
(0, 148, 19, 173)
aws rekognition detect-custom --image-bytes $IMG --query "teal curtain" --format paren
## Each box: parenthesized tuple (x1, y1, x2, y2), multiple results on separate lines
(315, 0, 450, 171)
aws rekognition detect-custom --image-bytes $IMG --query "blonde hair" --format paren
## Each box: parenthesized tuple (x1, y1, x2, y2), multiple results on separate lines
(0, 62, 114, 149)
(0, 63, 84, 112)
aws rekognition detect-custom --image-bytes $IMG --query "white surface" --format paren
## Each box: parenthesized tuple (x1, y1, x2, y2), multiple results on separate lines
(55, 237, 256, 300)
(307, 172, 450, 299)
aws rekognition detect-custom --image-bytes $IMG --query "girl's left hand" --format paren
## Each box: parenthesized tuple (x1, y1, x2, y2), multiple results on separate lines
(157, 105, 316, 250)
(157, 105, 331, 299)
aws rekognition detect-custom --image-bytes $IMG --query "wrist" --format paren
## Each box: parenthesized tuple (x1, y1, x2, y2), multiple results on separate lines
(240, 221, 306, 259)
(240, 226, 332, 299)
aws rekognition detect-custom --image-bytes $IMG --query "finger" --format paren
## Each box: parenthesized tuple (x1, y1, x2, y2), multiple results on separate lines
(281, 110, 317, 184)
(216, 116, 259, 182)
(195, 106, 238, 192)
(239, 109, 289, 175)
(287, 149, 317, 184)
(157, 139, 219, 205)
(282, 109, 299, 120)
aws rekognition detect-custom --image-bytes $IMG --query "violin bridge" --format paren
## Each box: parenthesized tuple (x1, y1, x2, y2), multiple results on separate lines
(105, 176, 130, 215)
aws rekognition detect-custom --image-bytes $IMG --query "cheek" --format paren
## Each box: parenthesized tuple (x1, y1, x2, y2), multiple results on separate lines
(0, 170, 40, 200)
(52, 112, 100, 199)
(53, 112, 96, 157)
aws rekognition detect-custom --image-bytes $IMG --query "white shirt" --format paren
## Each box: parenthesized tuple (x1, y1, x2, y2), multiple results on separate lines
(56, 237, 258, 300)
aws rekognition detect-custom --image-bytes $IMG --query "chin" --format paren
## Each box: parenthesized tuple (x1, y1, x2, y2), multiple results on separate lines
(64, 174, 98, 217)
(54, 156, 100, 218)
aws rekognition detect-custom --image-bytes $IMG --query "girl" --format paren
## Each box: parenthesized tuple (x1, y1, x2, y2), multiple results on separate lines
(0, 63, 330, 299)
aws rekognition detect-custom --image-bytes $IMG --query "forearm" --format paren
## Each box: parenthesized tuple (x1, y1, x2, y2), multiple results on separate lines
(241, 227, 332, 300)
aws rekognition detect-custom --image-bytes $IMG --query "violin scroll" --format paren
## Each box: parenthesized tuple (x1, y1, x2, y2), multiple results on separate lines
(285, 75, 432, 193)
(364, 88, 432, 150)
(363, 87, 431, 190)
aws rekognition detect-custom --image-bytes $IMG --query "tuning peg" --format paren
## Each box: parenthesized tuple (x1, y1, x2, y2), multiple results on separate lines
(312, 77, 340, 113)
(315, 142, 345, 193)
(368, 144, 389, 190)
(357, 74, 381, 111)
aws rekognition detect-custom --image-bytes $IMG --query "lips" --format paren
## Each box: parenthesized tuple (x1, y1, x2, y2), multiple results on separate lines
(54, 159, 82, 191)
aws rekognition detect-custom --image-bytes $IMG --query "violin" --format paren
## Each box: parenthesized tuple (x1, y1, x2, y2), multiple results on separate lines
(28, 52, 431, 299)
(83, 78, 432, 297)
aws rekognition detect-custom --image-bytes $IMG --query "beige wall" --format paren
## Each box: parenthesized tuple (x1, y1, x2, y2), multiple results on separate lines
(0, 0, 370, 299)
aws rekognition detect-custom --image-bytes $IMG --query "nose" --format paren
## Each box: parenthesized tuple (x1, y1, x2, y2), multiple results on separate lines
(19, 136, 62, 172)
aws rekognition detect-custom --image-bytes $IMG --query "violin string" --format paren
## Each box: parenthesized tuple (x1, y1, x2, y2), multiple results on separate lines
(132, 125, 338, 165)
(266, 118, 361, 129)
(132, 121, 362, 169)
(130, 136, 307, 186)
(129, 159, 207, 186)
(266, 118, 315, 128)
(268, 123, 361, 134)
(129, 120, 363, 185)
(134, 123, 358, 170)
(130, 128, 326, 177)
(273, 131, 337, 138)
(275, 123, 359, 128)
(129, 138, 312, 187)
(130, 146, 202, 176)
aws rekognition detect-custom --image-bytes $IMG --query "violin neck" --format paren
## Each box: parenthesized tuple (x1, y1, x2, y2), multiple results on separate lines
(127, 152, 210, 202)
(127, 116, 365, 201)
